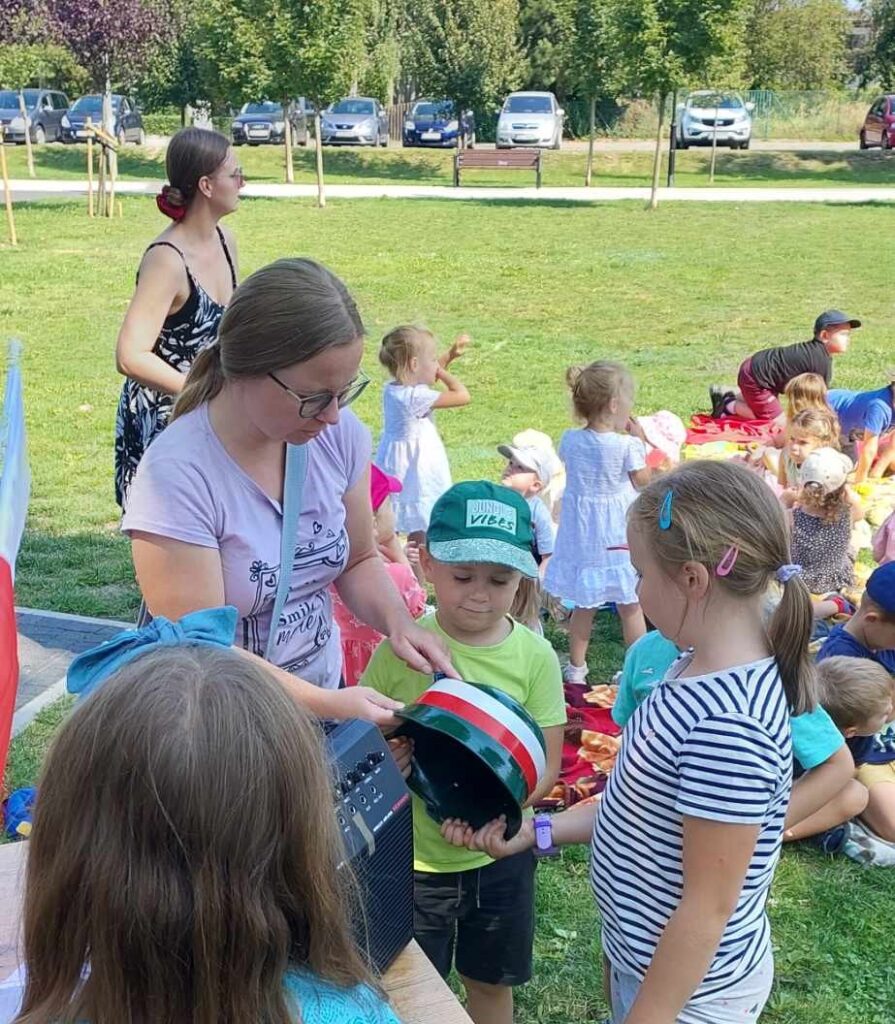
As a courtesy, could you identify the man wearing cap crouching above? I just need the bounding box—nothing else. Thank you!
[361,481,566,1024]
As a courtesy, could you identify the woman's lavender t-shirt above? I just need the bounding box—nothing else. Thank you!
[122,404,370,688]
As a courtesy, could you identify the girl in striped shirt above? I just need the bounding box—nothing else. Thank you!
[442,459,817,1023]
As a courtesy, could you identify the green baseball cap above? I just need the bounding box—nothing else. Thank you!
[427,481,538,578]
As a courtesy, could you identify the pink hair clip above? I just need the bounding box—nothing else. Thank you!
[715,545,739,577]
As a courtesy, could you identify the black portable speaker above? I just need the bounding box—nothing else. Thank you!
[324,719,414,973]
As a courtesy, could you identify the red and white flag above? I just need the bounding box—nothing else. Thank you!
[0,341,29,774]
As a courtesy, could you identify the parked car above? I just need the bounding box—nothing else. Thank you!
[320,98,389,147]
[231,99,311,146]
[402,100,475,148]
[0,88,69,144]
[61,94,145,145]
[859,95,895,150]
[495,91,563,150]
[676,91,753,150]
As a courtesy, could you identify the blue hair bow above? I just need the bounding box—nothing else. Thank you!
[66,606,238,700]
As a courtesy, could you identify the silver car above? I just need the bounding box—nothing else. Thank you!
[320,97,389,147]
[676,91,754,150]
[496,91,564,150]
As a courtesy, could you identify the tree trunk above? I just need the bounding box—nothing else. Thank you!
[709,100,719,184]
[18,91,35,179]
[585,95,596,187]
[104,79,117,198]
[648,93,666,211]
[284,100,294,184]
[313,111,326,208]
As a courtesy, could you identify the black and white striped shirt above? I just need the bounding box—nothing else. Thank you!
[592,654,792,1001]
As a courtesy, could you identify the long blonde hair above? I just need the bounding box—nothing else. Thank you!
[784,372,829,420]
[629,460,816,715]
[173,258,364,420]
[17,647,372,1024]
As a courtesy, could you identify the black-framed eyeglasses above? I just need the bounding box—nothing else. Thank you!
[268,370,370,419]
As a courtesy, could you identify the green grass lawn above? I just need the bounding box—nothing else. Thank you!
[2,195,894,1023]
[6,140,895,189]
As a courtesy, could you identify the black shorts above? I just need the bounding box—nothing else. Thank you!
[412,850,536,986]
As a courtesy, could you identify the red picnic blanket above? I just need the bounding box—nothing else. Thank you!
[686,413,778,446]
[535,683,622,810]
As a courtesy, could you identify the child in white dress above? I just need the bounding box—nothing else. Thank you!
[375,326,471,551]
[544,361,649,682]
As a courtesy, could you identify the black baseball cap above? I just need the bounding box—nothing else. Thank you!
[814,309,861,334]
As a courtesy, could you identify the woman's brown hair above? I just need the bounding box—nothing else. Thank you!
[162,127,231,212]
[378,325,433,384]
[629,459,817,715]
[173,257,365,419]
[566,361,633,423]
[16,647,372,1024]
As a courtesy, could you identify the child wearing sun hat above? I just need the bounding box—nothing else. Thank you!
[362,481,565,1024]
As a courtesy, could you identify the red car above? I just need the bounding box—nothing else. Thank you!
[860,95,895,150]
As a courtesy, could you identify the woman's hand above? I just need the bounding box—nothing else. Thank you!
[387,617,458,678]
[329,686,404,727]
[388,736,414,779]
[440,816,535,859]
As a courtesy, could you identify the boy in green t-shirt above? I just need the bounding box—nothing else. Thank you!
[362,481,566,1024]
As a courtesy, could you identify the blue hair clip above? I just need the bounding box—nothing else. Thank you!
[659,490,673,530]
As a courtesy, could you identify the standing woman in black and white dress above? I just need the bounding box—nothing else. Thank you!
[114,127,243,508]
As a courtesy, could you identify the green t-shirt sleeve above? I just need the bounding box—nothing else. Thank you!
[792,704,845,771]
[358,638,400,698]
[523,638,567,728]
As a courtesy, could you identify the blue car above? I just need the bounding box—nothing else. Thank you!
[402,100,475,148]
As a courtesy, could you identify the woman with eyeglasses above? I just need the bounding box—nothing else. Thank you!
[121,258,455,725]
[114,127,245,509]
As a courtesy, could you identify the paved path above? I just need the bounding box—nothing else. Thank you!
[14,608,131,735]
[7,178,895,204]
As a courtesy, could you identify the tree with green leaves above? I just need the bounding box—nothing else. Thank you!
[135,0,205,125]
[568,0,614,185]
[603,0,749,208]
[744,0,851,90]
[405,0,523,142]
[518,0,576,97]
[198,0,369,199]
[870,0,895,87]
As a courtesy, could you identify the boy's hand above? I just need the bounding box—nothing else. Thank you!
[387,736,414,779]
[440,815,536,859]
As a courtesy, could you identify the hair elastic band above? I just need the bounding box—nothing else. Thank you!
[776,563,803,584]
[659,490,673,530]
[715,545,739,577]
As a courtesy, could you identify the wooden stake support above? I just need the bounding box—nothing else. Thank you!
[0,126,17,246]
[80,124,119,219]
[86,117,94,217]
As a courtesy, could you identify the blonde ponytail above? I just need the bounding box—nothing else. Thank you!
[767,570,816,715]
[172,344,226,421]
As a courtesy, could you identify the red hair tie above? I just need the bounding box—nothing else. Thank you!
[156,187,187,221]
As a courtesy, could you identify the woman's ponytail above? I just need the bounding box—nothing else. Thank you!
[172,344,225,421]
[767,570,817,715]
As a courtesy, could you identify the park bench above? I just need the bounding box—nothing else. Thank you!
[453,147,543,188]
